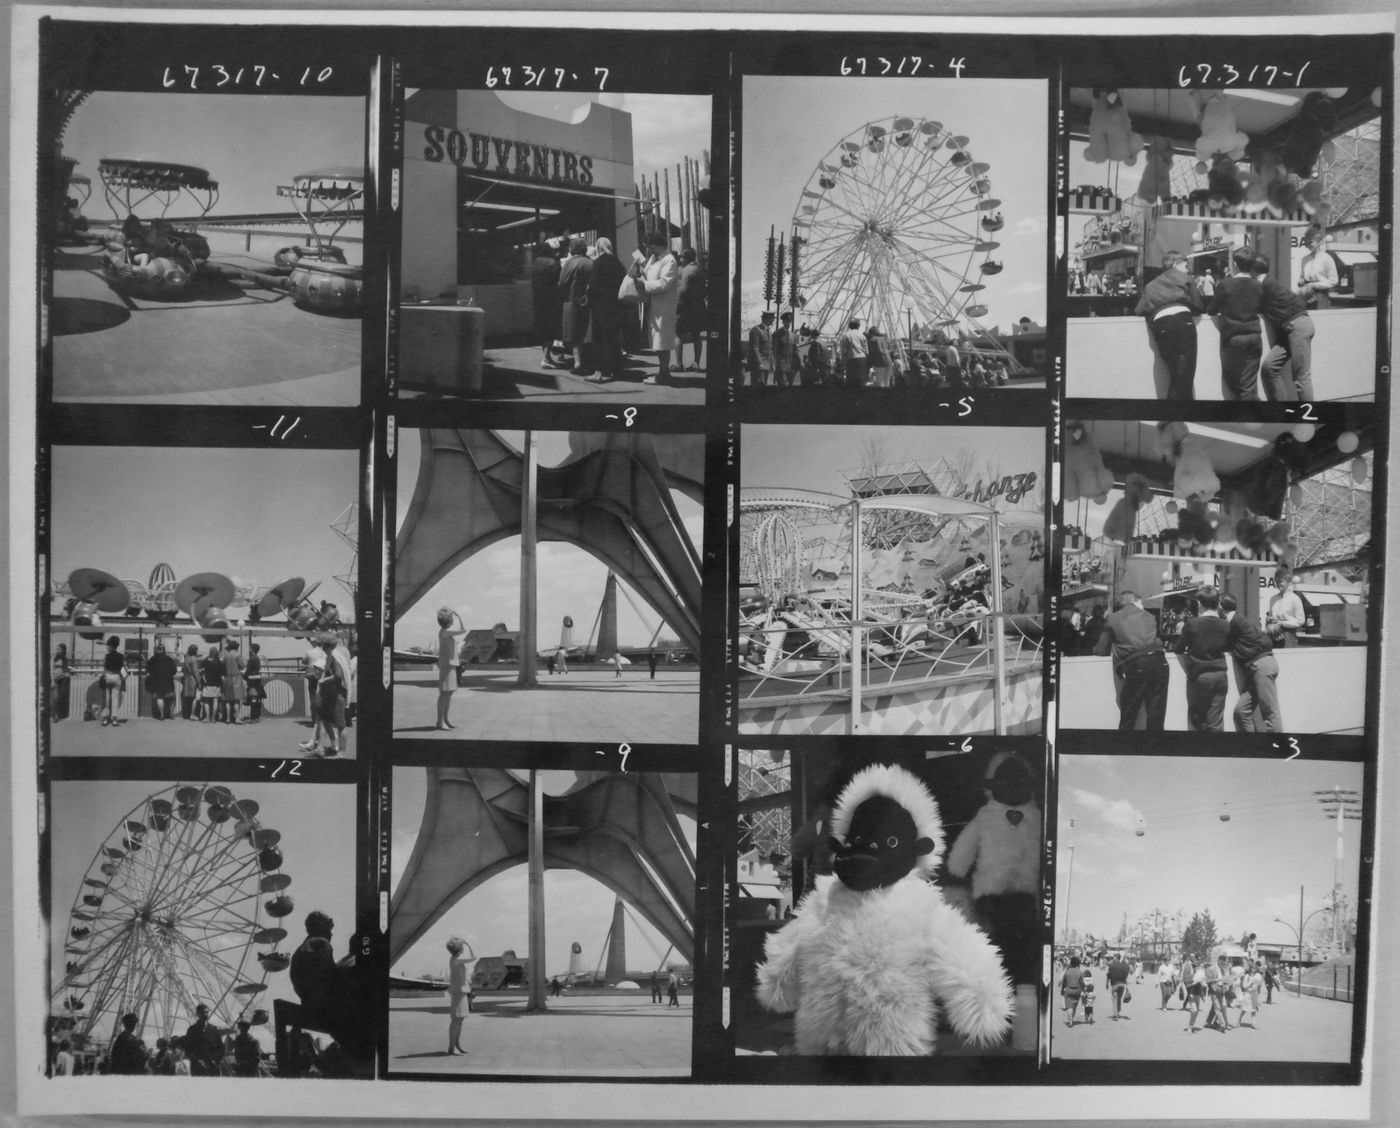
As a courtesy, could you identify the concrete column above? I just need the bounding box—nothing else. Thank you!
[526,769,547,1011]
[518,431,539,687]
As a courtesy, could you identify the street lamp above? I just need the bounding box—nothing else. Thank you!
[1274,909,1332,996]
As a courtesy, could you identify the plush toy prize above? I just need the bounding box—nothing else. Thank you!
[1064,422,1114,505]
[1084,88,1143,165]
[756,764,1013,1055]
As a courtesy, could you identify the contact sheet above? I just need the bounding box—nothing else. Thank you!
[8,7,1396,1124]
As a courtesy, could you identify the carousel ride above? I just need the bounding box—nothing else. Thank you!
[788,115,1022,372]
[736,489,1045,735]
[51,783,293,1054]
[83,157,364,314]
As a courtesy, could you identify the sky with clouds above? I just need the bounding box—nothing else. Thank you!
[739,76,1047,335]
[1056,756,1363,951]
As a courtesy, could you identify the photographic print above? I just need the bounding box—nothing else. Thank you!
[47,446,362,758]
[49,93,367,406]
[729,747,1041,1060]
[736,76,1049,392]
[736,425,1047,737]
[1064,86,1384,401]
[1053,754,1363,1064]
[387,765,696,1077]
[391,429,703,745]
[1059,417,1373,735]
[399,89,714,402]
[46,779,364,1078]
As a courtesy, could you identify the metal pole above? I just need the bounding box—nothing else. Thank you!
[849,499,863,733]
[1297,884,1304,996]
[1062,843,1075,944]
[989,510,1007,734]
[518,431,539,688]
[526,769,547,1011]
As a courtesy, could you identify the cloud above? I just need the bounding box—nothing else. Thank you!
[1007,281,1046,296]
[1008,217,1042,238]
[1070,786,1143,832]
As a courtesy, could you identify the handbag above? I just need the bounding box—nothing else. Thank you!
[1123,987,1132,1004]
[618,275,643,306]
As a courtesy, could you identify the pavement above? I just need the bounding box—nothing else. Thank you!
[51,244,360,406]
[1051,983,1354,1062]
[387,991,692,1077]
[50,714,357,760]
[401,345,708,404]
[392,666,699,744]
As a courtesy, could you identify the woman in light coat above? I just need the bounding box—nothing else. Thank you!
[640,232,678,385]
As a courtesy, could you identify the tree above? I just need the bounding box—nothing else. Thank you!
[1181,910,1219,966]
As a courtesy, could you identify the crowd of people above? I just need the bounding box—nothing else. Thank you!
[51,1005,265,1078]
[1090,579,1300,732]
[531,233,706,387]
[298,633,355,756]
[1133,232,1334,401]
[744,311,1013,389]
[1058,952,1282,1034]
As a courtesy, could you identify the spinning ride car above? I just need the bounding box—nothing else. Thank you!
[97,158,218,299]
[274,167,366,315]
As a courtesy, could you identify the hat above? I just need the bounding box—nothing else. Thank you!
[760,310,775,321]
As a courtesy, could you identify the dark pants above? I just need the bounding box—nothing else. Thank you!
[1220,332,1262,400]
[1149,312,1197,401]
[592,324,622,379]
[1185,667,1228,732]
[1117,651,1170,731]
[844,358,869,388]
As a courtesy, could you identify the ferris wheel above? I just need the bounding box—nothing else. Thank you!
[52,784,295,1052]
[791,116,1005,359]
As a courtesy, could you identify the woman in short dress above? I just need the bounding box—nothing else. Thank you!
[52,644,71,720]
[181,644,201,721]
[446,937,474,1055]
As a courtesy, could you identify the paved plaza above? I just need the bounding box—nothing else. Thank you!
[388,991,692,1077]
[393,666,700,744]
[52,245,360,406]
[1051,985,1353,1062]
[405,345,708,404]
[51,714,357,760]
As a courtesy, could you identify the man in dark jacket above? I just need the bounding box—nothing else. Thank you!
[1094,591,1169,731]
[110,1013,149,1074]
[1135,250,1205,400]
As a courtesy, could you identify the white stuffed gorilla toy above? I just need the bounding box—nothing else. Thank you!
[756,763,1013,1055]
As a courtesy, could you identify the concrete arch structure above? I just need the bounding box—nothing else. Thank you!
[389,768,695,966]
[394,430,702,653]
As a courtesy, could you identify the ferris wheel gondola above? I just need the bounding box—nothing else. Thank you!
[788,115,1008,365]
[51,784,293,1055]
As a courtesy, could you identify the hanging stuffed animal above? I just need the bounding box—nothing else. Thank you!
[1281,92,1338,178]
[1158,421,1220,501]
[944,753,1041,986]
[1063,421,1114,504]
[1177,497,1216,551]
[1206,155,1246,208]
[1193,90,1250,161]
[1085,88,1143,165]
[1103,472,1152,543]
[756,763,1013,1055]
[1135,136,1174,204]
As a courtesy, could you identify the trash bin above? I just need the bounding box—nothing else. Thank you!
[399,301,485,394]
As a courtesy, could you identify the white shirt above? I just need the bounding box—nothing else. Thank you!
[1268,589,1306,630]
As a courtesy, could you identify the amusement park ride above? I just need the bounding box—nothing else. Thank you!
[56,564,345,644]
[62,156,365,314]
[51,783,297,1055]
[737,488,1045,736]
[780,114,1024,373]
